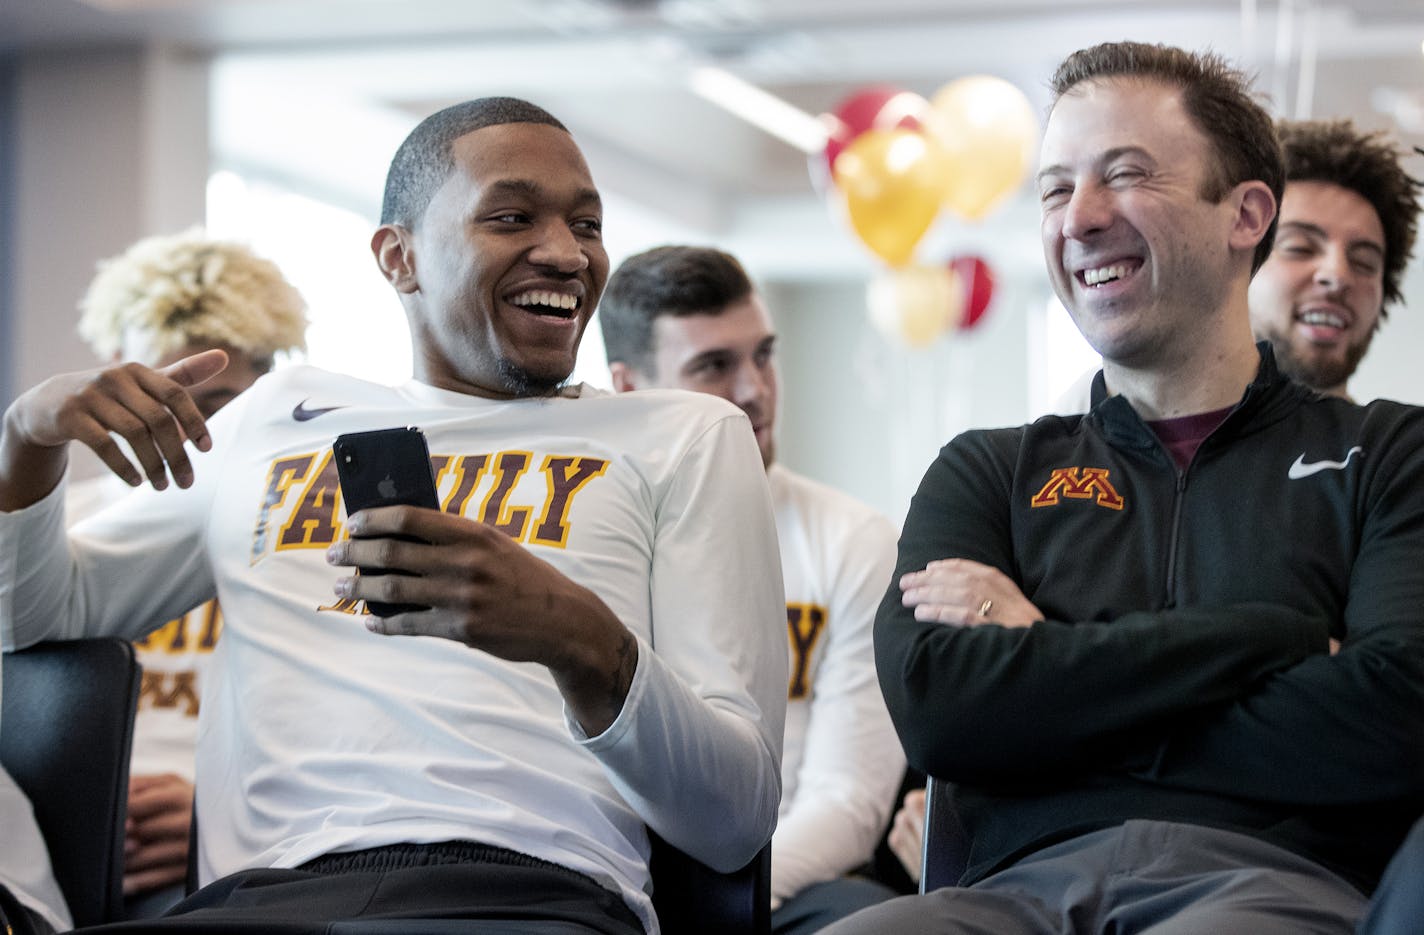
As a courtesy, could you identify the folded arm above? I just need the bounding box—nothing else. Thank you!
[876,434,1326,785]
[1132,428,1424,805]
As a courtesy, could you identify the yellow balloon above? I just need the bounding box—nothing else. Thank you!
[928,75,1039,221]
[866,263,965,347]
[833,128,952,267]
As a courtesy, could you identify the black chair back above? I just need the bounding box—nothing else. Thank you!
[650,830,771,934]
[919,775,970,893]
[1,638,140,927]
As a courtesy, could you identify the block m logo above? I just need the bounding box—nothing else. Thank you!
[1030,467,1125,511]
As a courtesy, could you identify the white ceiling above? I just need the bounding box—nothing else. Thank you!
[5,0,1424,279]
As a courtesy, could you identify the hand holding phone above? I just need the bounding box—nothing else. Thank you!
[333,427,440,616]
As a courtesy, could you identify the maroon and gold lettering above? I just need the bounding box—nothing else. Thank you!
[786,603,827,700]
[318,594,366,615]
[1029,467,1125,511]
[430,454,453,501]
[441,454,490,518]
[138,671,200,717]
[279,452,343,548]
[530,456,610,548]
[296,447,614,615]
[478,451,534,539]
[133,601,222,655]
[250,454,318,563]
[135,617,186,653]
[196,601,223,650]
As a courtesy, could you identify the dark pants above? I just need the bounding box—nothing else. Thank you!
[121,882,186,921]
[1358,815,1424,935]
[771,876,899,935]
[0,885,57,935]
[822,820,1366,935]
[79,841,645,935]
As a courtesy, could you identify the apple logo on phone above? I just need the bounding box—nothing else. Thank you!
[378,475,398,500]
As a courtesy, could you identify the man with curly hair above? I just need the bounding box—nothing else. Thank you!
[1249,119,1421,399]
[68,229,309,918]
[75,228,309,422]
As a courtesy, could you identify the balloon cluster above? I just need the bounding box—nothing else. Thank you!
[817,77,1036,346]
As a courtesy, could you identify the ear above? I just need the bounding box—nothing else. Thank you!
[1227,180,1277,257]
[609,361,641,393]
[371,224,419,294]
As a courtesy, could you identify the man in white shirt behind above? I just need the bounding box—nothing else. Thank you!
[600,245,905,934]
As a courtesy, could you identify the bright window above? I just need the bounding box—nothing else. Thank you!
[206,170,411,385]
[1029,294,1101,415]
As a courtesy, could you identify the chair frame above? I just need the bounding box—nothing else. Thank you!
[1,638,140,927]
[649,830,771,933]
[919,775,970,894]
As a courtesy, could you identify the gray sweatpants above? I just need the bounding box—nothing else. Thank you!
[821,820,1366,935]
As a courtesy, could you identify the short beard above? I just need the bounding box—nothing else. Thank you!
[497,358,569,399]
[1267,331,1373,395]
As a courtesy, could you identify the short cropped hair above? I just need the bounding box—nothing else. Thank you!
[1050,41,1285,273]
[1277,119,1421,311]
[598,245,754,376]
[380,97,567,227]
[77,227,307,368]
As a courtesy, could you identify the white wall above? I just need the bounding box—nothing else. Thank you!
[5,45,210,482]
[7,45,209,408]
[1351,258,1424,405]
[767,266,1043,526]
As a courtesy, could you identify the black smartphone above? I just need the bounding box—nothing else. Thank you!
[333,427,440,616]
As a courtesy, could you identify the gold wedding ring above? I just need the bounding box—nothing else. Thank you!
[978,599,994,618]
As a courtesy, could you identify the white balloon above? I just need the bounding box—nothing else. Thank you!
[866,264,964,347]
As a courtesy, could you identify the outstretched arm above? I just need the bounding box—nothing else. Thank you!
[1130,418,1424,806]
[877,433,1326,785]
[1,352,231,652]
[0,351,226,512]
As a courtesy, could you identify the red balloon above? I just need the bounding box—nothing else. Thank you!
[821,85,929,182]
[949,255,996,330]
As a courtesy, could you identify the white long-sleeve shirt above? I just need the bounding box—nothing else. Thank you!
[1,367,787,934]
[769,464,904,906]
[68,472,217,783]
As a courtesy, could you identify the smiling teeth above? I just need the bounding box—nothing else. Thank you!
[511,291,579,311]
[1300,310,1346,328]
[1084,264,1132,286]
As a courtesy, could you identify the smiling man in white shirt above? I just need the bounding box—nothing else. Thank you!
[599,245,905,935]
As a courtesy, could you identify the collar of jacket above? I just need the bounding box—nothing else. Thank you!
[1084,342,1317,457]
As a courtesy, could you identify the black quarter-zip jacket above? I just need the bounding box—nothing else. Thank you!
[877,345,1424,894]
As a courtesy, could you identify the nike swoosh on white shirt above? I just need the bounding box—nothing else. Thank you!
[1287,446,1363,480]
[292,399,347,422]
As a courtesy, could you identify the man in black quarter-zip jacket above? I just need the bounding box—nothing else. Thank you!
[826,40,1424,935]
